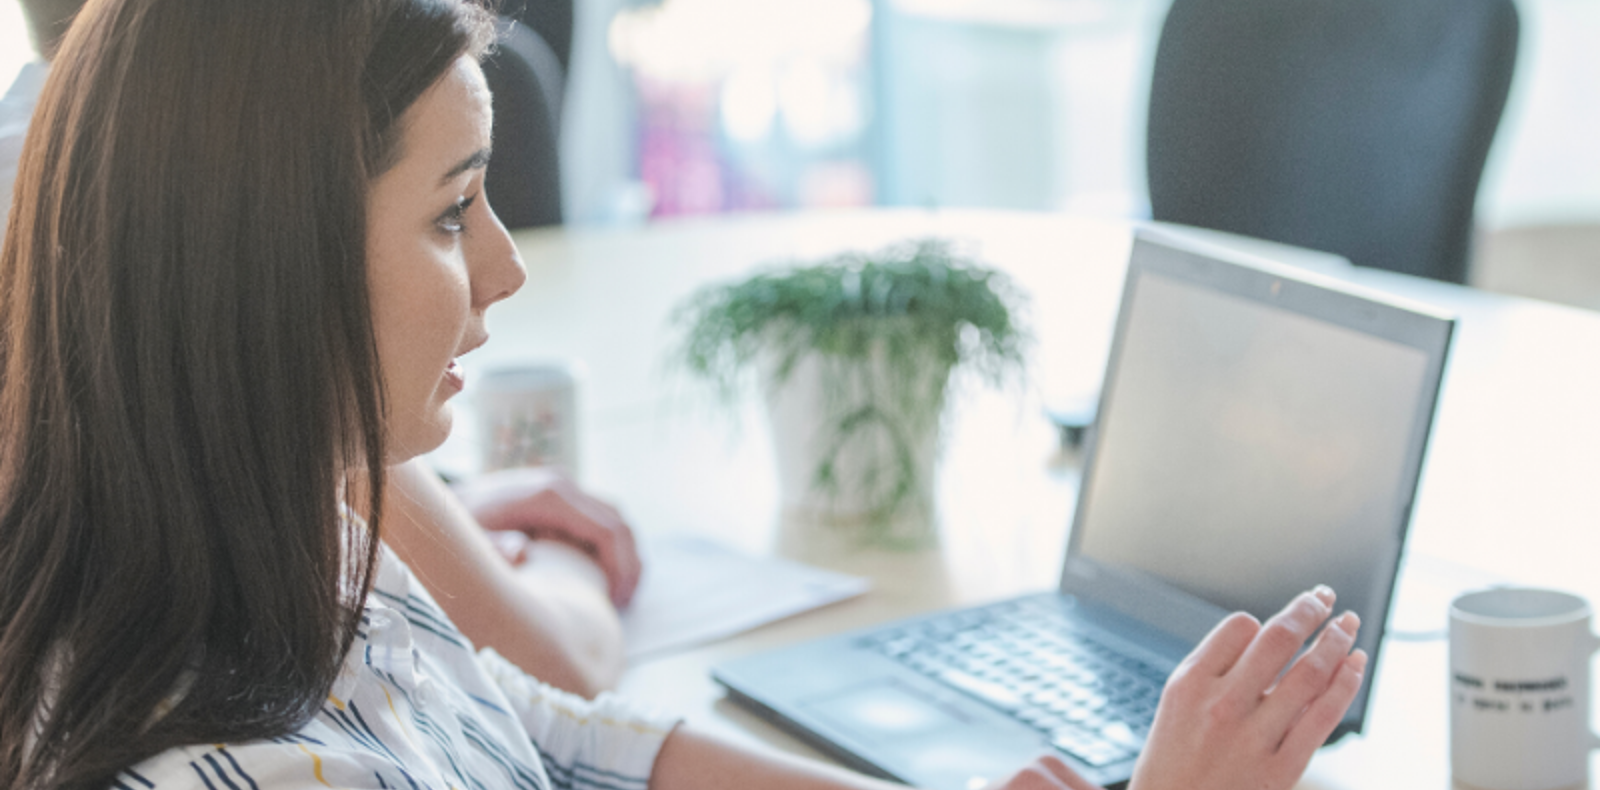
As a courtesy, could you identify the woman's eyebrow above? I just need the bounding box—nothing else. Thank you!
[439,148,492,185]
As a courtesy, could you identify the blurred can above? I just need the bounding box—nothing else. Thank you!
[473,363,580,476]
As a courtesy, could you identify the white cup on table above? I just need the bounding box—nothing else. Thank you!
[1450,587,1600,790]
[472,363,580,476]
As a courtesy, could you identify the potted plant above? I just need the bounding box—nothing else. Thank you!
[672,239,1027,548]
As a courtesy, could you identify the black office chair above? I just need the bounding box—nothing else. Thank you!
[499,0,573,76]
[481,16,566,229]
[1146,0,1519,284]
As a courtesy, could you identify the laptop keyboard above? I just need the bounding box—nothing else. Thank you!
[857,598,1168,769]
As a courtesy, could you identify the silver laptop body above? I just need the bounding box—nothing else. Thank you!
[714,230,1455,789]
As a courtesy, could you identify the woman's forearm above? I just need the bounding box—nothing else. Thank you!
[649,726,904,790]
[382,458,625,696]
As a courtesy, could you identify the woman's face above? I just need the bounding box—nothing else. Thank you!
[366,56,526,462]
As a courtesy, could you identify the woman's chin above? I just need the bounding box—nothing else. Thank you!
[384,408,453,465]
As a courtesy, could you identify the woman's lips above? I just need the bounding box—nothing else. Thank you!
[445,334,485,393]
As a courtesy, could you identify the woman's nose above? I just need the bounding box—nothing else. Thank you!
[471,203,527,308]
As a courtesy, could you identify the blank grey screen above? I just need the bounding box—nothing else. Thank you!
[1077,272,1428,629]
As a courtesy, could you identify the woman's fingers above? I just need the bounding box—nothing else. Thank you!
[1128,587,1364,790]
[1033,755,1105,790]
[1273,649,1368,760]
[574,494,640,605]
[1225,587,1336,700]
[992,756,1106,790]
[1257,610,1360,733]
[456,467,645,607]
[616,527,642,604]
[487,529,532,565]
[1179,611,1261,680]
[536,490,640,606]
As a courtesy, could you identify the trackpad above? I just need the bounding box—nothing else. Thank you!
[799,680,1040,787]
[801,681,970,744]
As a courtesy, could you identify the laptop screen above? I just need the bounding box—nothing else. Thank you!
[1078,268,1429,626]
[1067,232,1453,728]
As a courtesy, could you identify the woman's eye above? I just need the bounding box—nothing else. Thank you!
[437,195,476,235]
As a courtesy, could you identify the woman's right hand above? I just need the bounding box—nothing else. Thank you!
[1127,585,1366,790]
[651,590,1364,790]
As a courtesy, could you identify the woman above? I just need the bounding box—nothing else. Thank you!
[0,0,1367,787]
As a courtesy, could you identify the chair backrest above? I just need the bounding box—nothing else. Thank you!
[1146,0,1519,283]
[499,0,573,76]
[481,17,566,229]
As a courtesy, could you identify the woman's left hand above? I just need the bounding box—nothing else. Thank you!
[452,467,642,607]
[1127,586,1366,790]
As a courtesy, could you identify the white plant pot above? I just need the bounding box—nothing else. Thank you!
[762,350,949,548]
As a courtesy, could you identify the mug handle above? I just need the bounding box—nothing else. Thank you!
[1591,633,1600,750]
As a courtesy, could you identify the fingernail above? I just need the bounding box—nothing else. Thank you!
[1312,585,1335,606]
[1337,611,1360,634]
[1349,649,1369,674]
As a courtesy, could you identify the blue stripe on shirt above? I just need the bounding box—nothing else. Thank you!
[371,590,467,647]
[409,707,492,790]
[458,716,545,790]
[218,748,261,790]
[535,747,650,790]
[189,762,218,790]
[199,754,242,790]
[468,693,510,717]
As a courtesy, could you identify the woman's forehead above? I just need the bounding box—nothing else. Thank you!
[390,57,493,185]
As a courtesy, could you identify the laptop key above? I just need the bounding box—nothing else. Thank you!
[937,668,1025,711]
[863,600,1166,772]
[1100,721,1144,750]
[1049,727,1131,767]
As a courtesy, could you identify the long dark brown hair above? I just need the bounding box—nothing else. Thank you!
[0,0,493,785]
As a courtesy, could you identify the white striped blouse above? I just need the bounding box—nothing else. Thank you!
[114,544,679,790]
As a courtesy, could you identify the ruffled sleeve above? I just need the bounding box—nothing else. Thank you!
[476,647,680,790]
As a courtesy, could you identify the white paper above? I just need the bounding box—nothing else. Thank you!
[620,534,870,662]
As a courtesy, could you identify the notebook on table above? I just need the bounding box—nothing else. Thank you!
[712,230,1455,790]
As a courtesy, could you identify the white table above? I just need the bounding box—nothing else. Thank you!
[463,209,1600,788]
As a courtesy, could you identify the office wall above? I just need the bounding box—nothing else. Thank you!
[2,0,1593,231]
[564,0,1600,231]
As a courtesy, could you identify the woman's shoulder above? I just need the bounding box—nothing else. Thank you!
[114,546,521,790]
[115,547,517,790]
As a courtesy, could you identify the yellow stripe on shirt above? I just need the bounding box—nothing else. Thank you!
[296,743,333,787]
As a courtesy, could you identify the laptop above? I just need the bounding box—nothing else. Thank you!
[712,229,1455,789]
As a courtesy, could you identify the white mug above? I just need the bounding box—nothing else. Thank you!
[473,363,580,476]
[1450,587,1600,790]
